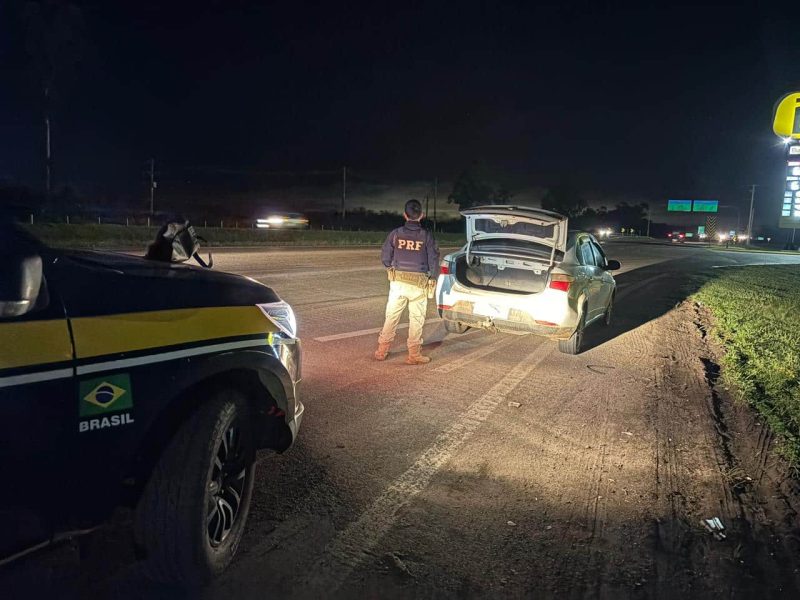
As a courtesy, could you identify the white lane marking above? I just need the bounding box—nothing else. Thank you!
[304,342,553,594]
[313,318,442,343]
[433,335,517,374]
[75,338,267,375]
[246,265,385,280]
[0,368,74,389]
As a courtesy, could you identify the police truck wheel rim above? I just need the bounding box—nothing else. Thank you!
[207,424,247,547]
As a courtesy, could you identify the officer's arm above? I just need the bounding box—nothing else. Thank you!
[427,231,440,275]
[381,231,395,267]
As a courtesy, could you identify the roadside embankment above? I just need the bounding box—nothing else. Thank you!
[695,265,800,463]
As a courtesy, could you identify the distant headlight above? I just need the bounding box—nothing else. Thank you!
[258,301,298,338]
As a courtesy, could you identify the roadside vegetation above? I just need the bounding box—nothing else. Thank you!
[695,265,800,463]
[25,223,465,249]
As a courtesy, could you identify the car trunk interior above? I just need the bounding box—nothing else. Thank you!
[454,253,553,294]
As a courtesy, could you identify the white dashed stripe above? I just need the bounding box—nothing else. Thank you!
[303,341,553,593]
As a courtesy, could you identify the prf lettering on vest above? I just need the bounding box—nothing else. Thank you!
[397,239,423,251]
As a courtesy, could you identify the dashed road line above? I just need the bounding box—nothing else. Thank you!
[301,341,553,594]
[313,318,442,342]
[433,335,517,374]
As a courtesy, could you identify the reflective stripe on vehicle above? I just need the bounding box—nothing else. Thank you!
[0,320,73,370]
[76,338,269,375]
[71,306,278,359]
[0,368,74,389]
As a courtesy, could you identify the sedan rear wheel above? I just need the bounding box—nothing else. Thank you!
[558,305,586,355]
[603,295,613,326]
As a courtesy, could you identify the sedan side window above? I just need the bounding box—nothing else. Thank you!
[578,240,595,266]
[590,242,607,268]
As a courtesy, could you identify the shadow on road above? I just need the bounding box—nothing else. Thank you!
[582,258,709,353]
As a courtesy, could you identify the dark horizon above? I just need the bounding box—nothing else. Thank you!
[1,1,798,225]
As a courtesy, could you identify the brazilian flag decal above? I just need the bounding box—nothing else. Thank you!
[79,374,133,417]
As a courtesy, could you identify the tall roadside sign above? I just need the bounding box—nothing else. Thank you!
[773,93,800,232]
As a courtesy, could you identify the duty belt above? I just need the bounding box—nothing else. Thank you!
[388,269,429,288]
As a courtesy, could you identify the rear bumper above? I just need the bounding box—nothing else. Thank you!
[441,309,574,339]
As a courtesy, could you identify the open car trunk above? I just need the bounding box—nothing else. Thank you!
[454,206,568,294]
[455,252,553,294]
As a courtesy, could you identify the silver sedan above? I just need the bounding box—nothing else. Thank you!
[436,206,620,354]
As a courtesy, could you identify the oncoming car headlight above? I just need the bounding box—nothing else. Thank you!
[258,301,298,338]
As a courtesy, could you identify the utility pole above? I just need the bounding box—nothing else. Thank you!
[341,166,347,220]
[44,87,52,197]
[45,117,51,197]
[746,184,757,243]
[646,204,651,238]
[149,158,156,216]
[433,177,438,232]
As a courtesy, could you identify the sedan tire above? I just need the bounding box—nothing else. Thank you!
[603,295,613,326]
[558,306,586,355]
[133,388,256,584]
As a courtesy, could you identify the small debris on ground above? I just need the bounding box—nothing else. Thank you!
[508,401,522,408]
[622,431,634,436]
[507,520,516,526]
[386,552,414,578]
[702,517,726,540]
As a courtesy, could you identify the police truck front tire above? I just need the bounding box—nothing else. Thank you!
[444,320,469,334]
[133,388,256,584]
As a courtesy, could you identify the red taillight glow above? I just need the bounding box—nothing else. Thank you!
[535,320,558,327]
[438,304,453,311]
[440,264,450,275]
[549,274,573,292]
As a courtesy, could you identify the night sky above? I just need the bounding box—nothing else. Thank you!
[1,1,798,221]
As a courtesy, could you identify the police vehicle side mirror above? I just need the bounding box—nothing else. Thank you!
[605,259,621,271]
[0,254,44,318]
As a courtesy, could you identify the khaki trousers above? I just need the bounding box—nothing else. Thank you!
[378,281,427,348]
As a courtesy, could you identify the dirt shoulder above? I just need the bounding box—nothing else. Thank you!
[337,299,800,599]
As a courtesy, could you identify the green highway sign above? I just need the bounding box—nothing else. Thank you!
[668,199,692,212]
[692,200,718,213]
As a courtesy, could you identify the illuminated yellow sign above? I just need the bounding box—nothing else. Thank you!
[773,92,800,139]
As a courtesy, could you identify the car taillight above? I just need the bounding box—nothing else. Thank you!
[549,274,573,292]
[535,320,558,327]
[440,264,450,275]
[438,304,453,311]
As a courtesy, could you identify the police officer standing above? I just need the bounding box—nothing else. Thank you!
[374,199,440,364]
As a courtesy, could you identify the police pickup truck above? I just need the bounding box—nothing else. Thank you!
[0,222,303,583]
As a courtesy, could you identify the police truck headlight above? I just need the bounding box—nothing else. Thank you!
[259,301,298,338]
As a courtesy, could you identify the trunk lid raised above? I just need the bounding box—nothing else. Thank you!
[461,205,568,266]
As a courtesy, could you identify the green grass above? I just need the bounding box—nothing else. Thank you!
[694,265,800,464]
[25,223,465,249]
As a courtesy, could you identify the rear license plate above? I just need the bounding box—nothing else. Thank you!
[473,302,509,320]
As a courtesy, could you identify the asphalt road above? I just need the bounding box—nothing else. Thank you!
[5,241,800,599]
